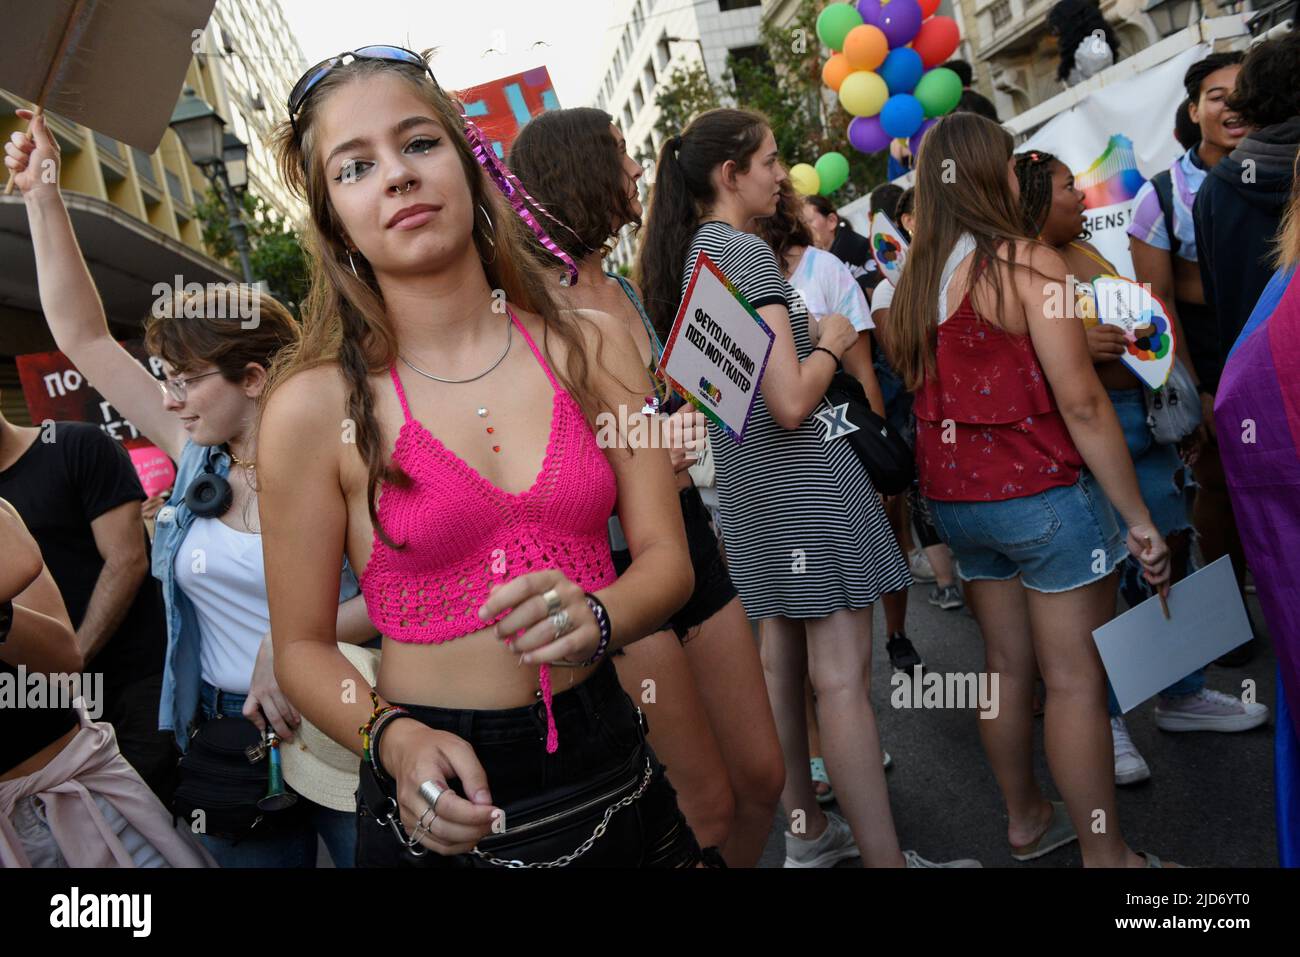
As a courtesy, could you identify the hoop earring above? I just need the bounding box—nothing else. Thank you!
[347,248,360,279]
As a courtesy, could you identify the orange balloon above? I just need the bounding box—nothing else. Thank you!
[843,24,888,72]
[822,52,853,92]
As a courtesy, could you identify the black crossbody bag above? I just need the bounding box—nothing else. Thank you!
[820,370,915,496]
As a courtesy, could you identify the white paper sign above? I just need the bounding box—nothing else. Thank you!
[659,251,776,443]
[1092,556,1253,713]
[869,211,909,286]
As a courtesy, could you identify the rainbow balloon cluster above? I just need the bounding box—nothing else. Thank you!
[790,0,962,194]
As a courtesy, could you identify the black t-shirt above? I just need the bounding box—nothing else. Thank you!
[829,222,885,299]
[0,422,166,699]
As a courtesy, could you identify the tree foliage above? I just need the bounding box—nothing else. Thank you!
[649,0,886,201]
[194,188,310,315]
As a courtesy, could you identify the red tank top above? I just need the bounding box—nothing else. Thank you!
[914,292,1083,501]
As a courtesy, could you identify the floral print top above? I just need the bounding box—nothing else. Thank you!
[915,291,1083,501]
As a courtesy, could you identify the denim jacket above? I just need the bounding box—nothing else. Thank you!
[154,440,360,751]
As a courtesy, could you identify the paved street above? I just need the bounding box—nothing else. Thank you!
[756,579,1278,868]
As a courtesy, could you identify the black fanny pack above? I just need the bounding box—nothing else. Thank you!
[173,714,297,841]
[360,712,654,868]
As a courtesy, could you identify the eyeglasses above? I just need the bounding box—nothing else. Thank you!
[287,45,441,136]
[160,370,223,403]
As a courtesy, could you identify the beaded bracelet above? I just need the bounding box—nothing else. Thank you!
[581,593,613,666]
[359,691,409,781]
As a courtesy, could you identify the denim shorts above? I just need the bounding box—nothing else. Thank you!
[1107,387,1191,537]
[927,470,1127,593]
[9,791,170,868]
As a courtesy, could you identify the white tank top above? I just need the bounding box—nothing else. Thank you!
[174,517,270,694]
[938,233,978,325]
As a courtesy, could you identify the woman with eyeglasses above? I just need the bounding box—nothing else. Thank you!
[6,109,377,867]
[255,47,702,867]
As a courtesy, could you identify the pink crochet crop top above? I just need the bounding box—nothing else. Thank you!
[359,308,619,751]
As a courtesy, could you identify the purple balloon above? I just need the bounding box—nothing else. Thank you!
[848,115,892,154]
[878,0,923,48]
[856,0,882,26]
[908,117,939,157]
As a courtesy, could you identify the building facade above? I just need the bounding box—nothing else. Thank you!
[594,0,767,272]
[0,0,307,426]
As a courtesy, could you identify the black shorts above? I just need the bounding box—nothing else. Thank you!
[355,659,701,868]
[611,485,738,643]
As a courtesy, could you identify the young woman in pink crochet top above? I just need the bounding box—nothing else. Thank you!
[257,48,703,866]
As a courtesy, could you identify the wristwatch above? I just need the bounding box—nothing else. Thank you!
[0,599,13,645]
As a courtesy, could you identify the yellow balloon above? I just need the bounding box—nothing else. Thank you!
[838,70,888,118]
[790,163,821,196]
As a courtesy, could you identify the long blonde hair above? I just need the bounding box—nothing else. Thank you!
[267,53,600,547]
[888,113,1043,391]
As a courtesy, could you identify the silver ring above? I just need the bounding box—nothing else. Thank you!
[541,588,563,616]
[550,609,572,639]
[418,780,446,813]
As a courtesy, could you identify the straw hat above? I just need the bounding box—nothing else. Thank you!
[280,643,381,812]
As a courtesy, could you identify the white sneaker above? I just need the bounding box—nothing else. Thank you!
[1154,688,1269,732]
[908,549,937,583]
[903,849,982,868]
[1111,716,1151,785]
[784,810,861,868]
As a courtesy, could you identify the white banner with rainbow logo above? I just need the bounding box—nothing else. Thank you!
[1021,44,1210,280]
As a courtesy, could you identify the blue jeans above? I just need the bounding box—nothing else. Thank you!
[196,683,356,867]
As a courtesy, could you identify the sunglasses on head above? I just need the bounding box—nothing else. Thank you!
[287,45,442,136]
[285,44,582,286]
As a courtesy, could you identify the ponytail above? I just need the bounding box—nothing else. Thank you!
[636,108,770,340]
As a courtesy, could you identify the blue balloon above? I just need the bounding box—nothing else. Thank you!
[880,93,925,139]
[878,47,924,95]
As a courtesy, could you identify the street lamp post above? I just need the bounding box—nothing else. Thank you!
[1143,0,1202,39]
[169,87,254,285]
[666,36,709,84]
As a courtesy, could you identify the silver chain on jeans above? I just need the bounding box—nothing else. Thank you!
[468,756,654,869]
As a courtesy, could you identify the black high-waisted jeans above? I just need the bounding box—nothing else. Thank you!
[355,659,702,867]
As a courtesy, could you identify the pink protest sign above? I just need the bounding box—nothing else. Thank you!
[129,445,177,498]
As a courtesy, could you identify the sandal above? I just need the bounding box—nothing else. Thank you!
[810,757,835,805]
[1010,801,1078,861]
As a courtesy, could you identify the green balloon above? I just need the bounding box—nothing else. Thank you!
[814,152,850,195]
[914,67,963,118]
[816,3,864,52]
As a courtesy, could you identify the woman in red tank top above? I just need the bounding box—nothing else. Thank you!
[254,48,705,867]
[887,114,1179,867]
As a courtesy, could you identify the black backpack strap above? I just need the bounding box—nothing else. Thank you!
[1150,169,1179,258]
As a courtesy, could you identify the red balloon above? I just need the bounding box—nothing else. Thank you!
[910,16,960,69]
[918,0,941,16]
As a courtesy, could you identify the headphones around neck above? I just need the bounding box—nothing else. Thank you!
[184,445,233,519]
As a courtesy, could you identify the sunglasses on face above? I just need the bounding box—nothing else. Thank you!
[287,45,443,136]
